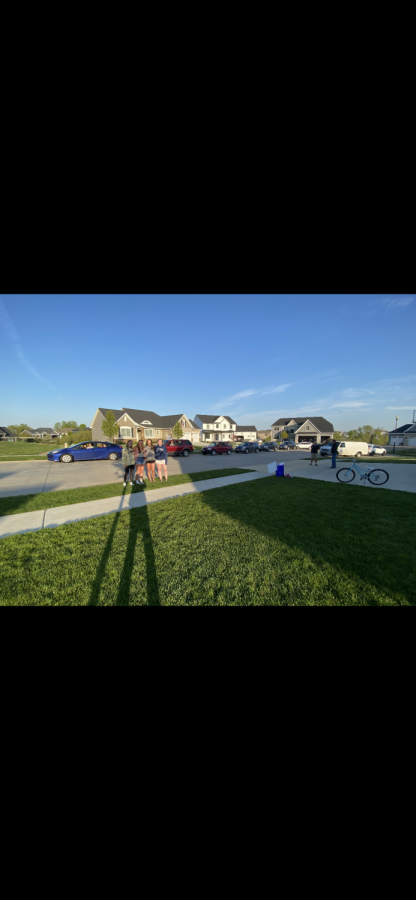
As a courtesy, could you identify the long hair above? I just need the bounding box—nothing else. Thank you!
[136,439,144,451]
[146,439,154,449]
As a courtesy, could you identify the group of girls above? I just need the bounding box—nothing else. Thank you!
[122,438,168,486]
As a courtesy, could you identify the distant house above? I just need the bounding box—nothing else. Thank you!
[194,415,257,443]
[271,417,334,444]
[20,427,59,439]
[0,427,17,442]
[387,423,416,447]
[90,408,200,443]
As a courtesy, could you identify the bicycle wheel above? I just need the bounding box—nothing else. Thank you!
[368,469,389,485]
[337,468,356,483]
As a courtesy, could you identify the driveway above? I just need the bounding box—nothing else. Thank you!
[250,457,416,494]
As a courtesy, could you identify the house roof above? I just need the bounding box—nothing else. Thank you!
[34,427,57,434]
[0,426,17,436]
[223,415,237,426]
[119,409,186,430]
[195,415,222,424]
[98,408,123,420]
[188,419,199,430]
[271,416,334,432]
[20,429,37,435]
[387,423,415,434]
[236,425,257,432]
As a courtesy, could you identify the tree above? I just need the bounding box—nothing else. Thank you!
[101,411,117,443]
[280,430,288,440]
[79,423,86,430]
[62,420,78,429]
[8,424,30,435]
[54,422,62,431]
[172,420,184,439]
[333,431,344,441]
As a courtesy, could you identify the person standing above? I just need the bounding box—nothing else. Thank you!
[155,439,168,482]
[135,439,146,485]
[310,440,320,466]
[143,439,156,482]
[122,439,135,486]
[331,439,339,469]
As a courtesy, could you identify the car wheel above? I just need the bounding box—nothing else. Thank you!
[60,453,74,463]
[212,450,216,456]
[108,452,118,460]
[245,449,249,454]
[356,452,362,458]
[255,449,259,453]
[182,450,189,457]
[227,450,231,455]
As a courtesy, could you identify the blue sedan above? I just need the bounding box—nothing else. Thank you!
[47,441,122,463]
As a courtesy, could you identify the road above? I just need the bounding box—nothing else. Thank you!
[0,449,308,497]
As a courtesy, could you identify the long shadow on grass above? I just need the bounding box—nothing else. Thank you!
[115,504,160,606]
[88,488,129,606]
[199,478,416,605]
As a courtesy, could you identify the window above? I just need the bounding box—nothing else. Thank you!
[156,430,160,436]
[145,429,153,438]
[181,419,186,428]
[306,426,310,430]
[120,427,132,438]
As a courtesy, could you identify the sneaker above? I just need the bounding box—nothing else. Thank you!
[123,482,126,486]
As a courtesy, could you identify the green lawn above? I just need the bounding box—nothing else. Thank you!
[0,469,252,517]
[0,478,415,606]
[0,442,49,460]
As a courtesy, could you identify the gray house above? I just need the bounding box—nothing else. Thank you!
[271,417,334,444]
[387,422,416,447]
[0,427,17,442]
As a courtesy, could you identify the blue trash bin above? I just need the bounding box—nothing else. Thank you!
[276,463,284,477]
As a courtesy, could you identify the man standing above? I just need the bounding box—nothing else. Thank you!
[310,440,320,466]
[331,439,339,469]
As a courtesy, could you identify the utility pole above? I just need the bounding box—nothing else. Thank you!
[393,416,398,454]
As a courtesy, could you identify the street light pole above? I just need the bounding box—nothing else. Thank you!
[393,416,398,454]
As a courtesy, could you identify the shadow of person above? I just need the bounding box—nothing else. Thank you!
[88,487,129,606]
[114,503,160,606]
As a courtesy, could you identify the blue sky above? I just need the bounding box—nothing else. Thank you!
[1,294,415,432]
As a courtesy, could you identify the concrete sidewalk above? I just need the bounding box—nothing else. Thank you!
[249,459,416,492]
[0,470,267,540]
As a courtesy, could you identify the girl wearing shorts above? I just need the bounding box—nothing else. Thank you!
[122,440,135,486]
[155,438,168,482]
[143,439,156,482]
[135,440,146,485]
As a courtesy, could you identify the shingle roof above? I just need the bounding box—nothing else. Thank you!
[195,415,223,424]
[236,425,257,432]
[34,427,56,434]
[0,426,17,436]
[188,419,199,430]
[387,423,415,434]
[223,415,237,426]
[271,416,334,431]
[98,408,123,420]
[120,409,186,430]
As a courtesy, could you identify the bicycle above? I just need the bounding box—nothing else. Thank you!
[336,458,389,486]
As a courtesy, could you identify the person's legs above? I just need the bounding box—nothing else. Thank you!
[150,463,156,482]
[163,462,168,481]
[123,466,129,485]
[332,454,337,469]
[156,462,163,481]
[129,465,135,484]
[138,464,145,483]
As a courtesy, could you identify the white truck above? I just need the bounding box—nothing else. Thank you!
[336,441,369,458]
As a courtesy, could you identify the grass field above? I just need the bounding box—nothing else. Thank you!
[0,442,49,460]
[0,469,252,517]
[0,478,414,607]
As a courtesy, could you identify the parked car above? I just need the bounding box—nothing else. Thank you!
[235,441,260,454]
[47,441,122,463]
[279,441,297,450]
[165,439,194,457]
[297,441,313,451]
[261,442,278,451]
[202,441,233,456]
[319,444,333,456]
[368,444,387,456]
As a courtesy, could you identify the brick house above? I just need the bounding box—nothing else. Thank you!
[91,408,200,443]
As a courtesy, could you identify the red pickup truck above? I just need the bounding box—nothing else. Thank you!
[165,439,194,457]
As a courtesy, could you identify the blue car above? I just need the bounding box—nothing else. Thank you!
[47,441,122,463]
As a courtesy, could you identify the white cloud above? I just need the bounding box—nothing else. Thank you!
[385,406,415,410]
[382,297,414,309]
[0,300,62,396]
[214,383,292,409]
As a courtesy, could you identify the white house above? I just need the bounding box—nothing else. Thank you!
[194,415,258,443]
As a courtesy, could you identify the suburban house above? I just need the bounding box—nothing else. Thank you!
[271,417,334,444]
[20,427,60,439]
[0,427,17,442]
[194,415,258,443]
[91,408,200,443]
[387,422,416,447]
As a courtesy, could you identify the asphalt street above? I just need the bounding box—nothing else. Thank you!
[0,450,306,497]
[1,450,414,496]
